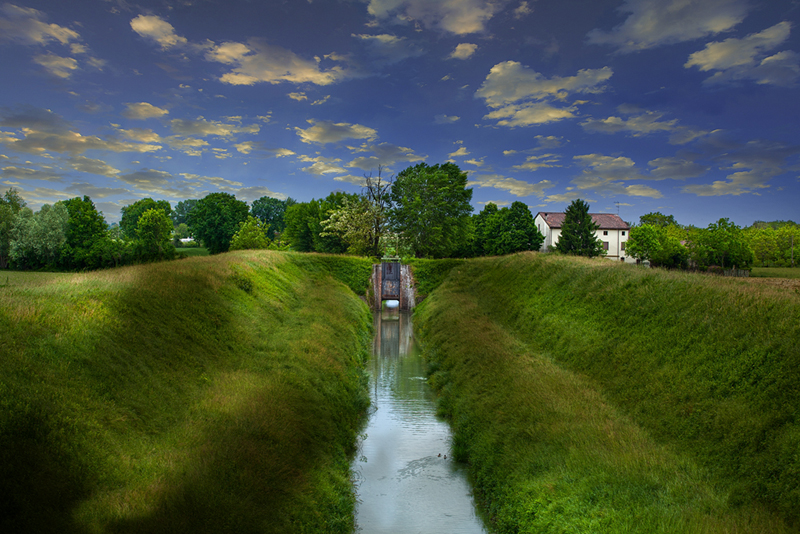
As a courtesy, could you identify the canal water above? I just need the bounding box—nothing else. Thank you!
[353,307,487,534]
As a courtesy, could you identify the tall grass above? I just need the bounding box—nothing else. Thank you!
[0,251,372,534]
[415,253,798,532]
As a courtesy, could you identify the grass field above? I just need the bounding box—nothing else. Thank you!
[177,246,209,257]
[415,253,799,532]
[0,251,374,534]
[750,266,800,278]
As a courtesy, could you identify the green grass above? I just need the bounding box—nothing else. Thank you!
[0,250,372,534]
[177,246,209,257]
[415,253,798,532]
[751,266,800,278]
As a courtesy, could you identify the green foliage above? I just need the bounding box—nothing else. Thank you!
[188,192,250,254]
[61,196,108,269]
[688,218,755,269]
[283,193,354,254]
[9,203,69,269]
[1,188,27,269]
[0,252,372,533]
[171,199,198,227]
[120,198,171,239]
[321,196,381,257]
[627,224,688,268]
[416,253,799,529]
[554,199,605,257]
[251,196,296,241]
[389,162,473,258]
[482,201,543,256]
[470,202,499,257]
[405,257,464,297]
[744,224,799,267]
[135,208,176,261]
[639,211,678,227]
[229,215,271,250]
[287,252,374,295]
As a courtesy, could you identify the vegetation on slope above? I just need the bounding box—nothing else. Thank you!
[0,251,373,534]
[415,253,798,532]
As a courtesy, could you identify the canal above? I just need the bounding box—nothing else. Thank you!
[353,307,487,533]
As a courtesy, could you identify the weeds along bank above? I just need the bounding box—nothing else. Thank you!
[0,251,374,534]
[415,253,799,533]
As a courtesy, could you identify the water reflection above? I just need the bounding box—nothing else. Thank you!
[353,308,487,534]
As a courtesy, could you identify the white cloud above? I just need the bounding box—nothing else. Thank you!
[169,117,260,137]
[587,0,748,53]
[233,142,295,158]
[448,146,470,158]
[468,173,554,197]
[476,61,612,127]
[513,2,532,19]
[296,120,378,145]
[130,15,188,49]
[434,114,460,124]
[685,22,799,86]
[33,53,78,78]
[1,165,62,181]
[449,43,477,59]
[65,182,130,198]
[366,0,501,35]
[0,4,80,46]
[647,157,708,180]
[346,142,426,170]
[477,61,613,106]
[298,155,347,175]
[66,156,121,177]
[207,39,351,86]
[580,108,708,144]
[288,92,308,101]
[512,153,561,171]
[122,102,169,120]
[570,153,665,199]
[2,128,162,155]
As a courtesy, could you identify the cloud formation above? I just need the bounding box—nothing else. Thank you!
[476,61,612,126]
[468,173,554,197]
[685,22,799,86]
[0,4,80,46]
[122,102,169,120]
[366,0,501,35]
[587,0,748,53]
[449,43,477,59]
[296,120,378,145]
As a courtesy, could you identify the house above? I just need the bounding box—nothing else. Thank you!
[534,212,633,262]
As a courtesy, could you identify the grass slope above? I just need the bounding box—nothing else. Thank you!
[415,253,798,533]
[0,251,374,534]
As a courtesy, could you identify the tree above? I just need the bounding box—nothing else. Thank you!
[1,188,27,269]
[470,203,499,257]
[9,203,69,269]
[230,216,271,250]
[172,199,198,227]
[321,196,380,256]
[283,193,354,253]
[250,196,296,241]
[688,218,754,269]
[61,196,108,269]
[120,198,172,239]
[639,211,678,228]
[361,166,393,257]
[555,199,604,257]
[136,208,175,261]
[627,224,688,268]
[188,192,250,254]
[482,201,544,256]
[389,162,473,258]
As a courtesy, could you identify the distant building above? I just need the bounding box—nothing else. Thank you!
[534,212,633,262]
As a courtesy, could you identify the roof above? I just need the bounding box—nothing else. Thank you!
[536,212,630,230]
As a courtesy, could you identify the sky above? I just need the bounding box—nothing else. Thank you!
[0,0,798,228]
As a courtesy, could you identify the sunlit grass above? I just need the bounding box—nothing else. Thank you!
[751,266,800,278]
[415,252,798,532]
[0,250,373,534]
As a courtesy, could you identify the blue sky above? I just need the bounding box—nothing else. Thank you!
[1,0,798,227]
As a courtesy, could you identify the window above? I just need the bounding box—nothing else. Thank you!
[621,242,626,250]
[622,231,626,236]
[603,230,608,235]
[603,241,609,251]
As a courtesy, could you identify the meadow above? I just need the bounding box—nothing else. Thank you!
[414,253,799,533]
[0,251,374,534]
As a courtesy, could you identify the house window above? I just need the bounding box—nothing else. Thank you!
[621,242,626,250]
[622,231,626,236]
[603,241,609,251]
[603,230,608,235]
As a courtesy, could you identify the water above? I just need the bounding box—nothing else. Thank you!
[353,309,487,534]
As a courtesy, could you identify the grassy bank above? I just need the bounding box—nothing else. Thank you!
[415,253,798,532]
[0,251,373,534]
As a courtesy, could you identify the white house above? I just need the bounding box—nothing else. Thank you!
[534,212,633,262]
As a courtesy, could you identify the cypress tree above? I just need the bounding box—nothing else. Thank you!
[555,199,605,257]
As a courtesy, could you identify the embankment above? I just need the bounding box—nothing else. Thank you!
[0,251,374,534]
[415,252,799,533]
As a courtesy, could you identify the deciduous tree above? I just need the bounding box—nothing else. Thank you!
[61,196,108,269]
[230,216,271,250]
[389,162,473,258]
[120,198,171,239]
[136,208,175,260]
[251,196,296,241]
[188,192,250,254]
[0,188,27,269]
[482,201,544,256]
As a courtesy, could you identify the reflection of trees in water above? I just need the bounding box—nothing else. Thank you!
[371,310,428,403]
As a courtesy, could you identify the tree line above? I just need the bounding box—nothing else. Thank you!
[626,212,798,270]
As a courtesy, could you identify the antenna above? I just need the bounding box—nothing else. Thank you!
[614,201,620,216]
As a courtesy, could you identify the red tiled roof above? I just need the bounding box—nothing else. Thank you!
[537,212,630,230]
